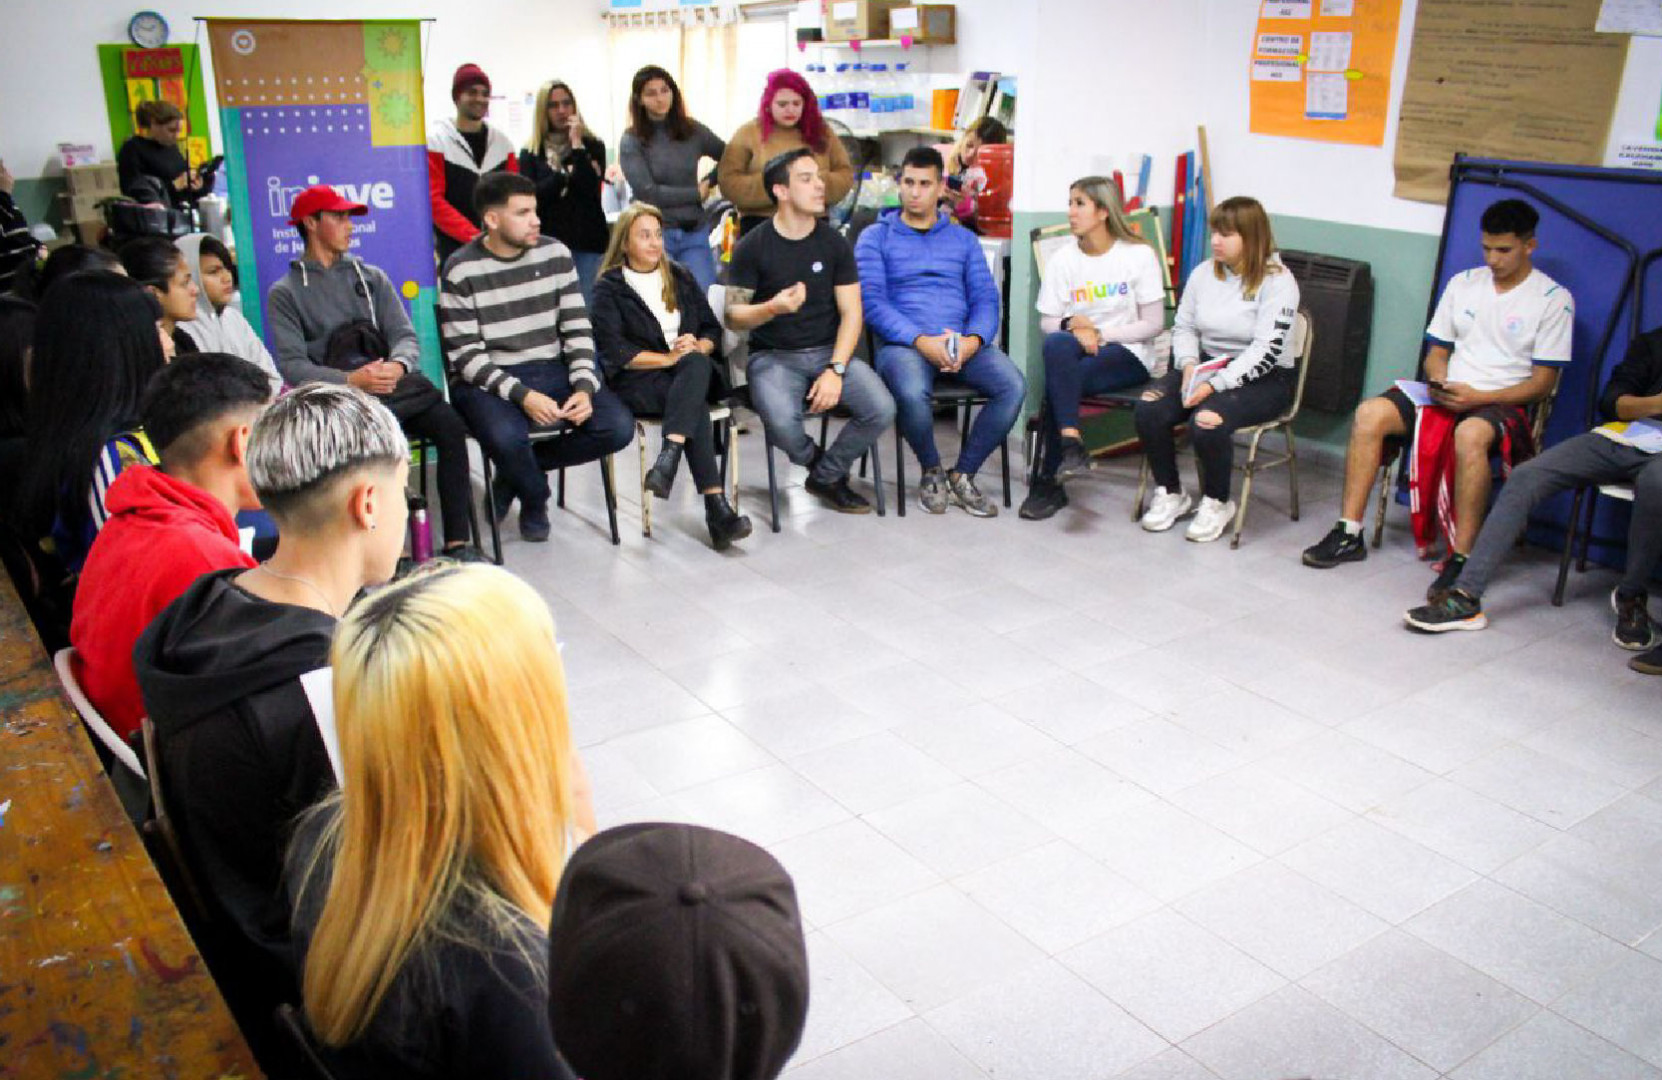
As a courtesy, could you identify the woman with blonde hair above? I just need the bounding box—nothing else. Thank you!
[519,79,610,303]
[1134,195,1301,542]
[590,203,750,549]
[1020,175,1166,521]
[285,563,596,1079]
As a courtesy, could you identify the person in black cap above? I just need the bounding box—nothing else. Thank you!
[547,822,810,1080]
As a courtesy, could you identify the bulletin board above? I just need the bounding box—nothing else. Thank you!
[1392,0,1628,204]
[1248,0,1403,146]
[97,44,215,169]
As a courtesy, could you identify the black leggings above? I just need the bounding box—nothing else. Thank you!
[1133,367,1294,501]
[611,352,722,491]
[396,398,475,545]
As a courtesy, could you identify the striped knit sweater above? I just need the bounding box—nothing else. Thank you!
[439,236,598,404]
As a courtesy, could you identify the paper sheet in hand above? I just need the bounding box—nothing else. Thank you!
[1394,379,1435,407]
[1594,418,1662,453]
[299,667,343,784]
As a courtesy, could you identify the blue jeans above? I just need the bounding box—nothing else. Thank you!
[572,250,603,309]
[449,363,634,510]
[748,347,895,483]
[1037,332,1149,480]
[874,342,1025,476]
[664,226,718,296]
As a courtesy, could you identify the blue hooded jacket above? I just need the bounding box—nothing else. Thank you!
[855,208,1001,349]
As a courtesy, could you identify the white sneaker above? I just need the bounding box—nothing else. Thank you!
[1185,497,1237,543]
[1140,489,1193,532]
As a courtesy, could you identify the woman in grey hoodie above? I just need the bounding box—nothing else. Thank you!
[174,233,283,393]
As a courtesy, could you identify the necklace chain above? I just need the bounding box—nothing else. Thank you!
[253,565,339,618]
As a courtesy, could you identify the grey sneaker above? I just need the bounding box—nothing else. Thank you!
[918,466,949,514]
[947,471,997,517]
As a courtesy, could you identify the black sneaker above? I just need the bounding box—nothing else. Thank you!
[1630,641,1662,676]
[1612,589,1659,651]
[804,474,872,514]
[1404,588,1488,633]
[1053,438,1092,482]
[520,503,552,542]
[1302,524,1366,569]
[1427,554,1467,602]
[440,545,493,564]
[1018,479,1068,521]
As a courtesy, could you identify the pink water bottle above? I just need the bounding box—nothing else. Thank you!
[408,495,433,563]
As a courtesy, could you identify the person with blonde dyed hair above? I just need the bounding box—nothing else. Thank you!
[591,203,750,548]
[1020,175,1165,521]
[285,563,596,1079]
[1133,195,1301,542]
[132,383,411,1069]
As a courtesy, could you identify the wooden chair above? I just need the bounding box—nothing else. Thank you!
[1132,309,1315,549]
[136,716,215,931]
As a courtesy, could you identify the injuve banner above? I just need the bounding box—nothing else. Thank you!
[205,19,443,380]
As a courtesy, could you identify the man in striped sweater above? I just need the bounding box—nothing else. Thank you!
[441,172,632,542]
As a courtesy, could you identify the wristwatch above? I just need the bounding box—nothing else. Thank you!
[829,360,847,376]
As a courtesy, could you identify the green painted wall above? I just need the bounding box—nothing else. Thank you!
[12,177,65,230]
[1007,208,1443,461]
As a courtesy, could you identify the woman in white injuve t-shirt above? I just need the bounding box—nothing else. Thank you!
[1134,195,1301,543]
[1020,176,1165,521]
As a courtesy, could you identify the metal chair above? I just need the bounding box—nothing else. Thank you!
[1552,481,1637,606]
[475,432,621,561]
[1371,378,1561,549]
[1132,309,1315,549]
[631,402,738,538]
[709,284,884,532]
[893,381,1013,515]
[409,436,490,561]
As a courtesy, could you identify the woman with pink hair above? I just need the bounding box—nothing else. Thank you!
[717,68,853,236]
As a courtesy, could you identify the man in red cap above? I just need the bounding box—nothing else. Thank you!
[266,184,483,559]
[428,62,519,264]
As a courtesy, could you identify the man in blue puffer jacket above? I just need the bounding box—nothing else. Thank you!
[857,146,1025,517]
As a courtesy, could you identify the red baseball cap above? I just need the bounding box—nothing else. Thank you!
[287,184,369,226]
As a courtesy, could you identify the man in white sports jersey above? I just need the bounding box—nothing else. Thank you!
[1302,199,1572,599]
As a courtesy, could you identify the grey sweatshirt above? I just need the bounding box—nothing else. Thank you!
[265,255,420,386]
[618,120,726,229]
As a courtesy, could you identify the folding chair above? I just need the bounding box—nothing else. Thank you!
[1132,309,1314,549]
[709,284,883,532]
[631,402,739,539]
[1553,481,1637,606]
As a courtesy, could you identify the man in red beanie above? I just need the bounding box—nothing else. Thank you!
[428,62,519,264]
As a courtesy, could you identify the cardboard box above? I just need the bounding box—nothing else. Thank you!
[888,5,955,44]
[61,191,110,222]
[65,162,119,197]
[72,217,108,247]
[825,0,900,42]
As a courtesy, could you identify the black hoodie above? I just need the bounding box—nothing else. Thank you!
[133,568,338,1050]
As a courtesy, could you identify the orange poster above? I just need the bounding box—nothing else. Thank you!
[1248,0,1402,146]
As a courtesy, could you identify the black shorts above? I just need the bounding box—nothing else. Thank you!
[1380,386,1523,442]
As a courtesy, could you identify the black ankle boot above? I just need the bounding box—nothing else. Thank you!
[704,494,752,550]
[645,441,684,498]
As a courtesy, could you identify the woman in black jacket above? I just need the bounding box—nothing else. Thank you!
[518,80,610,306]
[591,203,750,550]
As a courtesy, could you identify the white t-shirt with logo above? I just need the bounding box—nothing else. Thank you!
[1425,266,1574,392]
[1036,240,1165,365]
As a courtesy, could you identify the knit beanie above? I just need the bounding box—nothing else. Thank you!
[452,63,491,101]
[547,823,810,1080]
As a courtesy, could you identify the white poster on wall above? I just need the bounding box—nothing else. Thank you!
[1596,0,1662,35]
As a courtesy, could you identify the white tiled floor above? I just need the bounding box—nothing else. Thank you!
[494,419,1662,1080]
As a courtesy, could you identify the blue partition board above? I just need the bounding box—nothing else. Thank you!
[1432,157,1662,572]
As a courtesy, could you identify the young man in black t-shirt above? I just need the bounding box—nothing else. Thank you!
[725,149,894,513]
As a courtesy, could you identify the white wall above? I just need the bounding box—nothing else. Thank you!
[3,0,613,179]
[1009,0,1662,234]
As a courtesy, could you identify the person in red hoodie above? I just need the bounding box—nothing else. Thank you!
[428,63,519,264]
[70,353,272,741]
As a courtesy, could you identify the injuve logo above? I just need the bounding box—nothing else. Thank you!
[267,175,396,218]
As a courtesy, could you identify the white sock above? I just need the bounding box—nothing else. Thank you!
[1339,518,1362,536]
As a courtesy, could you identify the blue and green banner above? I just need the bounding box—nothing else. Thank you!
[206,18,443,381]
